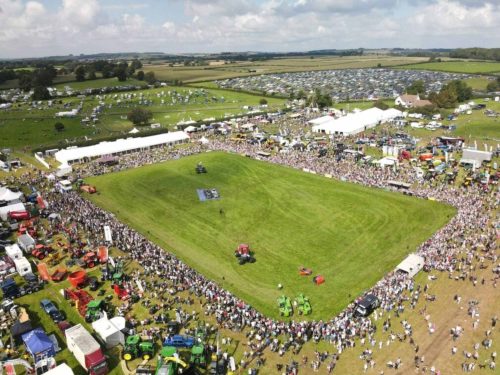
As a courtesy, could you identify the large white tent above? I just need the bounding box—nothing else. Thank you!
[396,254,425,278]
[311,108,403,136]
[0,187,23,203]
[92,314,124,349]
[54,131,190,164]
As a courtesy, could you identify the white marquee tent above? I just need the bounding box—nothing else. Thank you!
[311,108,403,136]
[54,131,190,164]
[396,254,425,278]
[0,187,23,203]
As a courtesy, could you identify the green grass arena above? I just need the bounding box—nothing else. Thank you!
[87,152,455,319]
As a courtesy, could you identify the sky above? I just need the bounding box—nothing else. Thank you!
[0,0,499,58]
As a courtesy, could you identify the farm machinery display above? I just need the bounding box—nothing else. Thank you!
[122,335,154,361]
[234,244,255,265]
[277,295,293,317]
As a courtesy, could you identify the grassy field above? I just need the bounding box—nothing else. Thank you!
[87,152,455,319]
[403,100,500,146]
[0,86,286,150]
[53,77,147,91]
[145,56,428,83]
[399,60,500,74]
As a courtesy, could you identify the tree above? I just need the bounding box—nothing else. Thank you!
[486,77,500,92]
[373,100,389,110]
[32,66,56,86]
[87,69,96,80]
[18,74,33,92]
[32,86,50,100]
[130,59,142,70]
[406,80,425,95]
[75,66,86,82]
[115,67,127,82]
[259,98,268,105]
[136,71,145,81]
[127,108,152,126]
[144,71,156,85]
[54,122,65,132]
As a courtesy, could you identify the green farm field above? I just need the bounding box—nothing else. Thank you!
[0,86,285,150]
[145,55,428,83]
[399,60,500,74]
[87,152,455,320]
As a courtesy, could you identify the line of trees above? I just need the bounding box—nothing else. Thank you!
[449,48,500,61]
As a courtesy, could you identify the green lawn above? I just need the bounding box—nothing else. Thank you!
[53,77,147,91]
[0,86,285,150]
[399,60,500,74]
[87,152,455,319]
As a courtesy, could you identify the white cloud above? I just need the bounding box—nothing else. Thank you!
[0,0,499,58]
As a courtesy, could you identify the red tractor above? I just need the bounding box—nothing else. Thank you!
[234,244,256,265]
[31,244,54,260]
[83,252,98,268]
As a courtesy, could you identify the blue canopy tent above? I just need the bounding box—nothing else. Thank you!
[22,328,56,362]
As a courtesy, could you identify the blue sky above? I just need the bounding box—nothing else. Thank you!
[0,0,499,58]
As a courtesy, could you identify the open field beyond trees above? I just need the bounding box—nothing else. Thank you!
[144,56,429,83]
[86,152,455,320]
[399,60,500,74]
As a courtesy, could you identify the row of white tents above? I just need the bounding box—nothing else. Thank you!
[310,108,403,136]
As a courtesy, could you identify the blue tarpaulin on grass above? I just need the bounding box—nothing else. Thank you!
[22,328,56,361]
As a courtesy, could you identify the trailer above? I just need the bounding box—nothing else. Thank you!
[65,324,108,375]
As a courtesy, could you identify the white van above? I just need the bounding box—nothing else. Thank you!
[57,180,72,193]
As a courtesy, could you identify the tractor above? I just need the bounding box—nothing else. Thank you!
[112,260,124,285]
[122,335,154,361]
[31,244,54,260]
[190,343,207,367]
[156,347,188,375]
[195,162,207,174]
[83,252,98,268]
[84,300,106,322]
[295,293,312,315]
[234,244,255,265]
[277,295,293,317]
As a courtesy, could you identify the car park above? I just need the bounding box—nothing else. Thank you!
[40,299,64,322]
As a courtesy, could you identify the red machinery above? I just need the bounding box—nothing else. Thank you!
[65,288,93,317]
[31,244,54,260]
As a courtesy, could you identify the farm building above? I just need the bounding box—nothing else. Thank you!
[394,94,432,108]
[311,108,403,136]
[54,131,190,164]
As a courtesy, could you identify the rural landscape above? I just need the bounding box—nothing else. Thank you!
[0,1,499,375]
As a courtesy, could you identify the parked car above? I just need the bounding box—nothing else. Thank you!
[162,335,195,348]
[40,299,64,322]
[355,294,379,317]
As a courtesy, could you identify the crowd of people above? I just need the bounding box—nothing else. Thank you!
[9,129,499,373]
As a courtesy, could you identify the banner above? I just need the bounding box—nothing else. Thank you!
[104,225,112,243]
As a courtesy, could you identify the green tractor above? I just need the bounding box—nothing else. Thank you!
[155,347,188,375]
[112,260,124,285]
[84,300,106,323]
[123,335,154,361]
[190,343,207,368]
[277,295,293,317]
[295,293,312,315]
